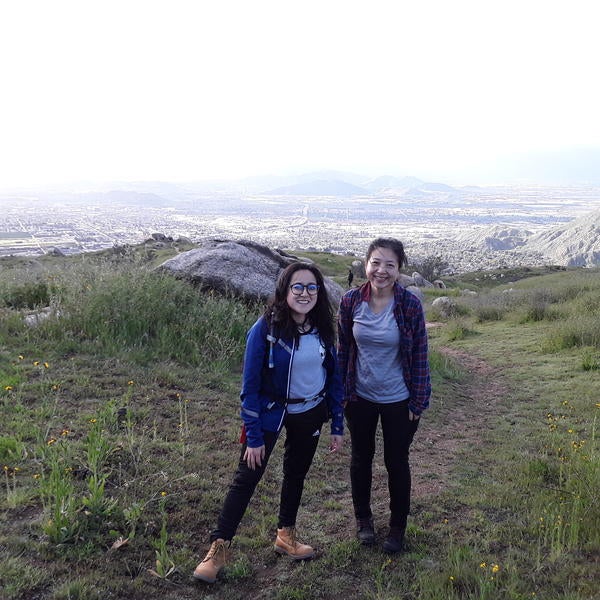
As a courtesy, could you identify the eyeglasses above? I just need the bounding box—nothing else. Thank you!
[289,283,320,296]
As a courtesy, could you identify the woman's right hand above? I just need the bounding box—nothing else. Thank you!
[244,445,265,470]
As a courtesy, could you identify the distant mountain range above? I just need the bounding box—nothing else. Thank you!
[263,179,369,197]
[0,171,462,201]
[260,174,459,197]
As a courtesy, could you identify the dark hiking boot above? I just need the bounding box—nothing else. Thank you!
[383,526,405,554]
[356,517,375,545]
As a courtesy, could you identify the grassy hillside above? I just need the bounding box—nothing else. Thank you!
[0,248,598,599]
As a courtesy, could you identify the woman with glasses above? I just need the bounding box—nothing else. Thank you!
[194,262,344,583]
[337,238,431,553]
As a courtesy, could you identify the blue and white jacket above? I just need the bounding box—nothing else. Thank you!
[240,315,344,448]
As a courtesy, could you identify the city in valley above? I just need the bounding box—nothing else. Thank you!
[2,180,600,273]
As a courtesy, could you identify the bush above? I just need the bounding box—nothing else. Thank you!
[410,254,449,282]
[543,315,600,351]
[445,319,473,341]
[429,349,463,381]
[581,348,600,371]
[475,305,505,322]
[1,281,50,309]
[39,265,259,370]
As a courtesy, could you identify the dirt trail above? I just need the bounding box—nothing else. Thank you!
[411,346,510,499]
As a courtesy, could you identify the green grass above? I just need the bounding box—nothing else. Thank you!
[0,248,599,599]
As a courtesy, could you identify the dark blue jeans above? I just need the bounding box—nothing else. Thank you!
[345,397,419,528]
[211,400,328,541]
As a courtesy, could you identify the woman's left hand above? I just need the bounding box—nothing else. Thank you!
[409,410,420,422]
[329,434,343,453]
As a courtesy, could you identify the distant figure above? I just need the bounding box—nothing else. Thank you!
[347,268,354,288]
[193,263,344,584]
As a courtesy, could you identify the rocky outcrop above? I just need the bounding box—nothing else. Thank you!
[157,239,344,306]
[524,209,600,267]
[455,226,531,252]
[431,296,456,318]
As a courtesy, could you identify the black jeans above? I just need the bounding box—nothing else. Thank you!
[211,400,328,542]
[345,397,419,528]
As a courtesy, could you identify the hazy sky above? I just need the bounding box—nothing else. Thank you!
[1,0,599,188]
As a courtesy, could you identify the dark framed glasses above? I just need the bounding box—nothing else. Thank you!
[289,283,320,296]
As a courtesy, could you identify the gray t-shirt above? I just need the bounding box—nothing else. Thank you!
[287,330,327,414]
[353,299,410,404]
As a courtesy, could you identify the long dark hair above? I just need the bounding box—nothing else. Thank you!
[263,262,335,347]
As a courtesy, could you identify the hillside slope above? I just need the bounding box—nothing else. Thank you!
[524,208,600,266]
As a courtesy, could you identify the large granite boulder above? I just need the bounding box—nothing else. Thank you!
[157,239,344,306]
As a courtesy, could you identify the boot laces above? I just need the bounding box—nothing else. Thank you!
[204,539,226,563]
[285,527,302,547]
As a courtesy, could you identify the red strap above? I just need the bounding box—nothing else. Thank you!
[239,424,247,444]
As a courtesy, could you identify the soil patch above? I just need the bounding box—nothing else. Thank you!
[412,346,510,499]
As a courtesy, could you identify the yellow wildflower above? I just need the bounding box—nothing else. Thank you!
[44,362,49,368]
[47,438,57,446]
[33,361,40,366]
[128,380,134,385]
[480,562,487,568]
[4,386,12,391]
[161,491,167,497]
[492,564,500,573]
[18,355,24,360]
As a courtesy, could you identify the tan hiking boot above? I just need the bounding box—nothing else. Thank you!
[274,527,315,560]
[193,538,228,583]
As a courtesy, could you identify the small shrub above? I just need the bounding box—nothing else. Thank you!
[544,315,600,351]
[581,348,600,371]
[1,281,50,309]
[475,305,505,322]
[527,458,559,484]
[429,349,463,381]
[0,436,23,462]
[445,320,472,341]
[521,302,560,323]
[0,554,48,599]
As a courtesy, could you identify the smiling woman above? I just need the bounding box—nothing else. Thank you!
[192,261,344,584]
[337,237,431,553]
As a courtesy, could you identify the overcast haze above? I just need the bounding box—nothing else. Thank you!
[1,0,599,189]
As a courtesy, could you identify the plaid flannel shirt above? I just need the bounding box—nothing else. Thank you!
[337,282,431,416]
